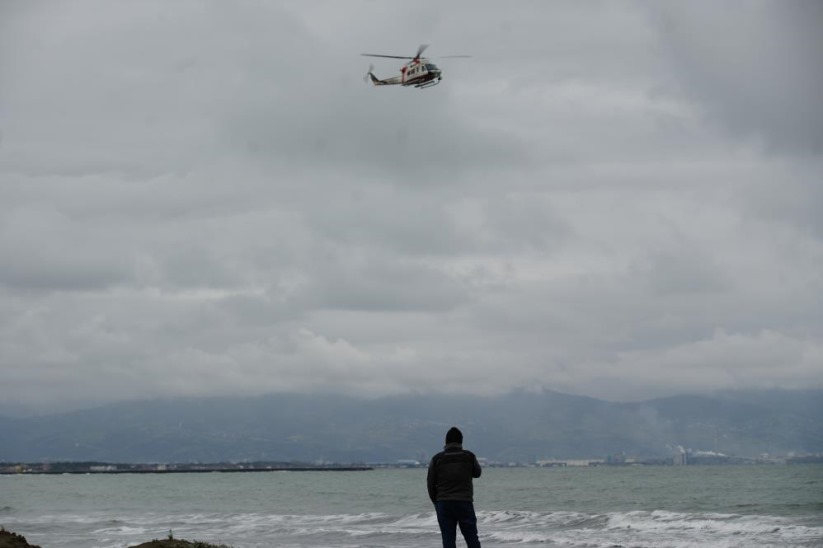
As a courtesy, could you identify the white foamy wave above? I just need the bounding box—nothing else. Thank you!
[6,509,822,548]
[89,525,148,536]
[479,509,823,548]
[389,511,439,528]
[605,510,801,535]
[554,510,821,548]
[482,509,607,529]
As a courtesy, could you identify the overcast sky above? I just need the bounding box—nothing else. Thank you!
[1,0,822,414]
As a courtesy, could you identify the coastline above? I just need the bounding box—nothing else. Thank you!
[1,464,373,475]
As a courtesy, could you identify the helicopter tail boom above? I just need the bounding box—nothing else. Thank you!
[368,72,390,86]
[364,64,401,86]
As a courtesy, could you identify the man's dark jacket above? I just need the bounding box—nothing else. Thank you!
[427,442,482,503]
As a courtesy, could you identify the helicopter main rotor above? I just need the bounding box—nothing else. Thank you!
[361,44,471,61]
[362,44,430,61]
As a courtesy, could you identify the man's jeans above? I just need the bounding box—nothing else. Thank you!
[435,500,481,548]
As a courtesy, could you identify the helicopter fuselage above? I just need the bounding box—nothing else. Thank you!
[363,45,467,89]
[368,58,442,89]
[401,59,442,87]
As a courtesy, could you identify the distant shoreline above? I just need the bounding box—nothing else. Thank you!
[1,466,373,475]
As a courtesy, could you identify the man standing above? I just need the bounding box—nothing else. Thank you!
[427,426,482,548]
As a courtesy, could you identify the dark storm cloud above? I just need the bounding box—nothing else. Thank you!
[741,161,823,239]
[649,0,823,154]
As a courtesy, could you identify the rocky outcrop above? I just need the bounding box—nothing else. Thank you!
[0,530,229,548]
[0,530,42,548]
[129,541,231,548]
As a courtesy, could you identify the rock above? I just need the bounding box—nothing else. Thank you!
[128,540,231,548]
[0,530,229,548]
[0,530,42,548]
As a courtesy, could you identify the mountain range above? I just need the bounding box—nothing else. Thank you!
[1,389,820,463]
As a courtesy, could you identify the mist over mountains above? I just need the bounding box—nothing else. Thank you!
[1,390,820,464]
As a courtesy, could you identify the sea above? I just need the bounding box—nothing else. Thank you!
[2,465,822,548]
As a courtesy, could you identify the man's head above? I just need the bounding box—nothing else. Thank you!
[445,426,463,445]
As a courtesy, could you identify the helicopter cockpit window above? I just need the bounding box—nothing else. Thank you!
[425,64,438,71]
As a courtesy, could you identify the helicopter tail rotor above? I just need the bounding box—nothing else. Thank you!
[363,64,386,86]
[364,64,374,83]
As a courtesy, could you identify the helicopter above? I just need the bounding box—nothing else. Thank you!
[362,44,469,89]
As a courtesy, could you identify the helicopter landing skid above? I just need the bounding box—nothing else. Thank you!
[415,78,441,89]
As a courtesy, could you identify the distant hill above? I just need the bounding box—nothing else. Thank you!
[1,390,820,463]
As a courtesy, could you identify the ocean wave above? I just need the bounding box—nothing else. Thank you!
[606,509,786,533]
[481,509,823,547]
[6,509,822,548]
[89,525,148,537]
[481,509,608,529]
[600,510,823,546]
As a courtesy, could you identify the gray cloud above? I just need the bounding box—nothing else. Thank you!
[649,0,823,154]
[1,1,821,413]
